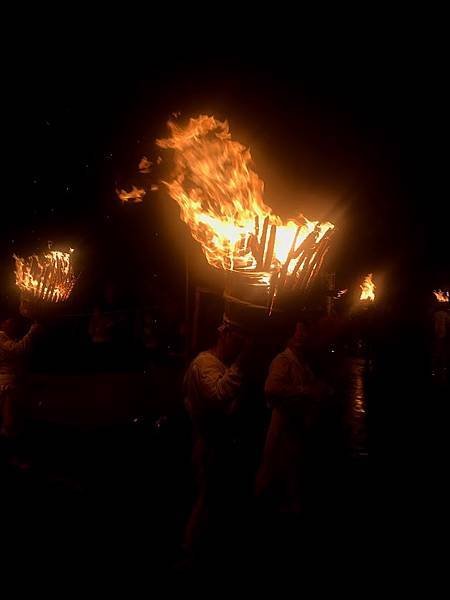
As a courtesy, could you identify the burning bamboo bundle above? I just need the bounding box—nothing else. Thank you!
[359,273,375,302]
[433,289,449,303]
[230,218,335,313]
[157,115,335,316]
[14,248,77,303]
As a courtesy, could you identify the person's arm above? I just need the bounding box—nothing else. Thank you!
[195,358,243,414]
[0,323,42,357]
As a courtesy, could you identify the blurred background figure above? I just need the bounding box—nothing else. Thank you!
[256,319,332,513]
[0,302,42,438]
[432,299,450,383]
[88,282,129,371]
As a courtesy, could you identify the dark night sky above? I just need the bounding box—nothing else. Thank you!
[2,33,448,311]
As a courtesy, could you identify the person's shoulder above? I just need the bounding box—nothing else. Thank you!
[270,349,291,366]
[189,351,226,375]
[192,351,219,366]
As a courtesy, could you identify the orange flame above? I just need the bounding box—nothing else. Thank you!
[434,290,449,303]
[14,248,76,303]
[157,115,333,281]
[116,185,145,203]
[360,273,375,301]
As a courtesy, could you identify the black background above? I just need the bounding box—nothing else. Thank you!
[3,25,448,317]
[1,13,447,585]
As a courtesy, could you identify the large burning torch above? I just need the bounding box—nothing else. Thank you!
[359,273,376,302]
[433,289,449,303]
[13,247,77,304]
[157,115,335,325]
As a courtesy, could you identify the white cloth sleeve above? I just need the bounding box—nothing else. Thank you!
[194,359,242,413]
[0,324,41,357]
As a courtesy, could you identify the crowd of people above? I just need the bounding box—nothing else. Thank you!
[183,315,336,555]
[0,287,447,568]
[0,301,43,438]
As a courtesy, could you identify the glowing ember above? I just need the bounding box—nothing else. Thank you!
[138,156,152,173]
[117,185,145,203]
[360,273,375,302]
[14,248,76,303]
[157,115,334,303]
[433,289,449,303]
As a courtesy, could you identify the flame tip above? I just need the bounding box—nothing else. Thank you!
[158,114,334,297]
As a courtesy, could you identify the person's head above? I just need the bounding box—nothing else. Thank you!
[288,319,310,354]
[215,318,246,363]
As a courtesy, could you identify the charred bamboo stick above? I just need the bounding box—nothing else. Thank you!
[53,255,61,299]
[40,264,51,300]
[306,246,330,291]
[296,254,317,292]
[36,261,45,299]
[263,224,277,271]
[299,237,330,290]
[256,216,269,269]
[35,257,44,300]
[278,226,302,290]
[289,252,307,285]
[235,235,246,257]
[35,261,42,298]
[298,231,334,293]
[37,258,44,299]
[44,256,55,301]
[45,254,58,299]
[292,242,320,291]
[267,271,280,316]
[247,234,259,264]
[47,255,59,302]
[286,229,319,289]
[302,251,320,292]
[291,228,317,259]
[247,217,260,264]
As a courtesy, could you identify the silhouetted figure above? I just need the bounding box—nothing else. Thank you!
[0,310,42,437]
[88,283,126,370]
[432,304,450,382]
[256,320,331,513]
[183,317,250,554]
